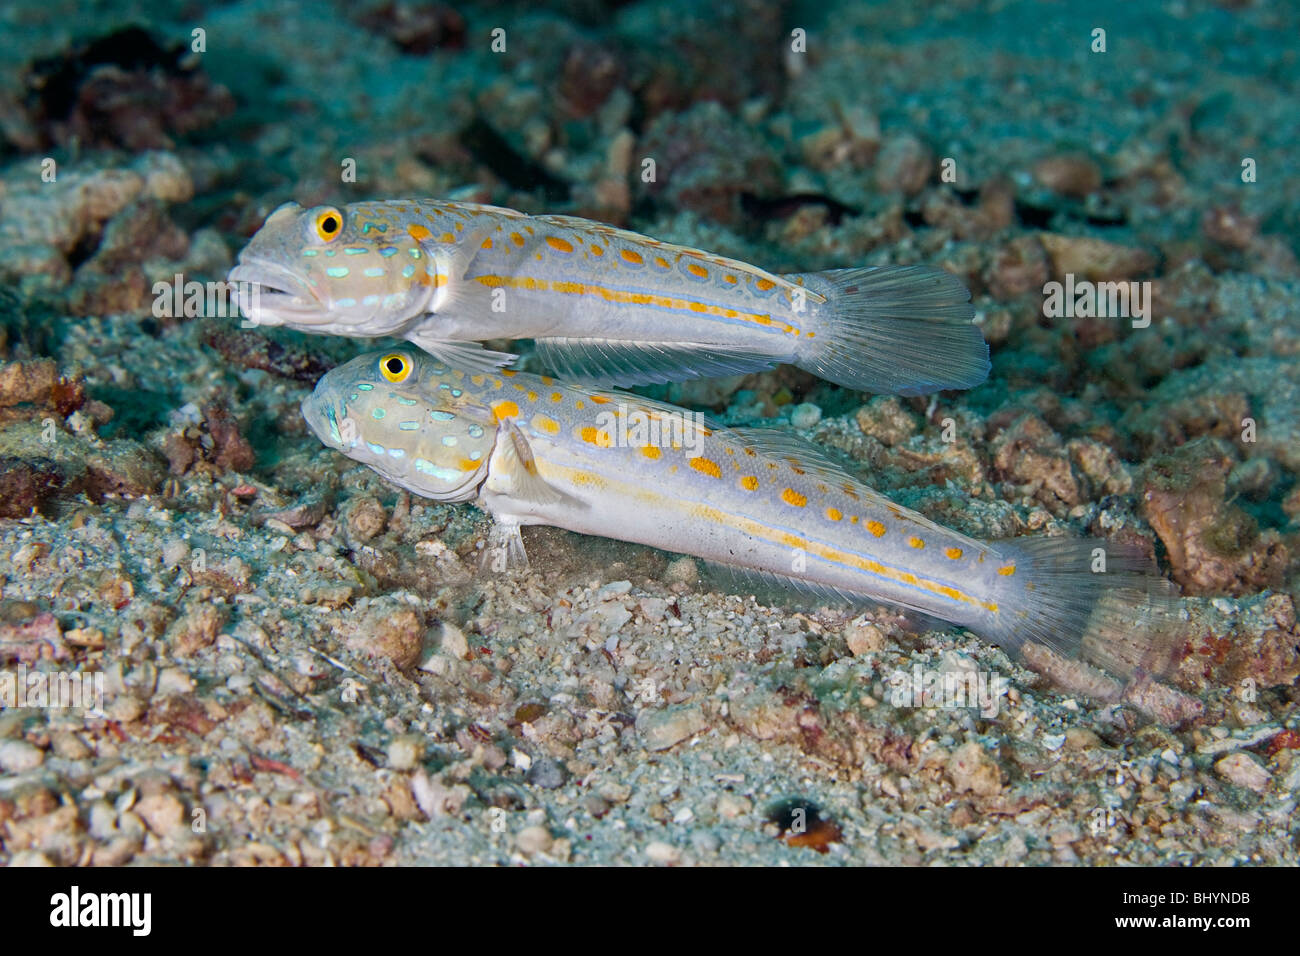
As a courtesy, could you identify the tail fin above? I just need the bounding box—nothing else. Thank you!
[793,265,990,395]
[983,537,1189,681]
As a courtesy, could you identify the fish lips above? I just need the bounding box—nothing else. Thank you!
[228,260,327,327]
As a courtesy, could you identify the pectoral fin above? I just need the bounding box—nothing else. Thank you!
[480,519,529,572]
[484,417,581,510]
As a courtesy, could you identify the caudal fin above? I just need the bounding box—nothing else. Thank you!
[794,265,989,395]
[983,537,1189,681]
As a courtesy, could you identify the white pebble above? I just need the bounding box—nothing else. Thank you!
[790,402,822,428]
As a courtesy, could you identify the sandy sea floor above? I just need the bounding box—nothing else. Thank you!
[0,0,1297,865]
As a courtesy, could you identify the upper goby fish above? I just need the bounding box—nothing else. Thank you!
[232,199,990,395]
[302,349,1185,682]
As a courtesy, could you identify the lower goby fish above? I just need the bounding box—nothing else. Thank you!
[232,199,989,395]
[301,349,1184,682]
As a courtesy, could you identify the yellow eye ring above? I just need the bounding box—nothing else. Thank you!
[379,353,412,383]
[314,208,343,242]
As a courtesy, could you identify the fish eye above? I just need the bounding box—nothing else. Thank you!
[313,207,343,242]
[379,353,412,383]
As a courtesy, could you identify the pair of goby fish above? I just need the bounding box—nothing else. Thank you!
[234,200,1184,684]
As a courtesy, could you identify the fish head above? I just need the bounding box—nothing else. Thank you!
[302,349,497,502]
[230,202,437,336]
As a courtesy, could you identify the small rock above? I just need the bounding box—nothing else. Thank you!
[347,496,387,541]
[1064,727,1102,751]
[1032,152,1102,198]
[527,757,568,790]
[664,556,698,586]
[439,621,469,660]
[874,133,933,196]
[716,793,752,819]
[1214,752,1270,792]
[846,621,885,656]
[790,403,822,429]
[516,825,553,855]
[645,840,681,864]
[387,734,425,771]
[637,704,707,751]
[0,739,44,773]
[946,741,1002,796]
[134,792,185,835]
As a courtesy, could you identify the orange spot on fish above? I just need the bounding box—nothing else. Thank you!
[740,476,759,491]
[532,415,560,436]
[867,521,886,537]
[945,547,963,560]
[546,236,574,253]
[492,401,519,421]
[690,457,722,479]
[407,224,432,241]
[590,244,604,256]
[511,232,525,247]
[908,537,925,549]
[756,278,775,291]
[621,249,643,265]
[641,446,661,460]
[781,488,807,507]
[579,426,612,447]
[687,263,708,278]
[998,565,1017,576]
[826,507,842,521]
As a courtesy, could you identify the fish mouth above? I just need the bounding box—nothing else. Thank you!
[228,259,327,326]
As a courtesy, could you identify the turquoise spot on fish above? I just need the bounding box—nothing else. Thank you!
[467,425,484,439]
[362,295,380,306]
[363,267,385,278]
[357,384,374,391]
[441,435,458,447]
[396,397,417,406]
[325,249,336,257]
[399,421,418,431]
[344,247,369,255]
[401,264,416,278]
[469,450,482,461]
[409,248,422,259]
[387,448,405,459]
[302,249,319,257]
[380,246,398,258]
[415,458,461,482]
[367,442,384,454]
[336,298,356,307]
[450,389,462,397]
[372,408,386,420]
[430,410,455,421]
[326,267,349,278]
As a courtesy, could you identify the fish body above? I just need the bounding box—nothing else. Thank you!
[233,199,989,394]
[302,349,1182,677]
